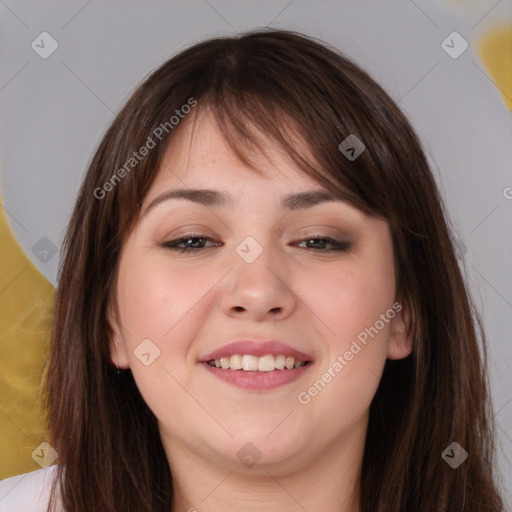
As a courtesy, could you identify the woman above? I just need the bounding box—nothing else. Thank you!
[0,28,505,511]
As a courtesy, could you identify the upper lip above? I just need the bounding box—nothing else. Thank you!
[199,340,314,363]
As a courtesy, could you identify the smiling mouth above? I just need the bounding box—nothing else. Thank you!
[206,354,311,372]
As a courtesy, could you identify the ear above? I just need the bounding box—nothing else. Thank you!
[387,297,414,360]
[107,300,131,369]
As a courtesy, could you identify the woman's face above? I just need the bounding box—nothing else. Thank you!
[109,109,412,475]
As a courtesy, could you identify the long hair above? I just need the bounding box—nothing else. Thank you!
[43,28,504,511]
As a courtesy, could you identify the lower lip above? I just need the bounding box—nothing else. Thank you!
[201,362,312,390]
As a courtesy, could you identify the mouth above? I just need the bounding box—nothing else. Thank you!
[199,339,314,390]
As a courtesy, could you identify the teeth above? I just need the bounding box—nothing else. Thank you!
[275,355,286,369]
[242,355,259,371]
[229,354,243,370]
[258,355,275,372]
[207,354,308,371]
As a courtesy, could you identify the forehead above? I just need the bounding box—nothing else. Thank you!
[152,107,323,191]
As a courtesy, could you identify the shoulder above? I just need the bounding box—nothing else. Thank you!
[0,465,64,512]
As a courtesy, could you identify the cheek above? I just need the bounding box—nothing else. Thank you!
[116,252,207,339]
[115,254,211,415]
[302,257,396,351]
[295,250,395,417]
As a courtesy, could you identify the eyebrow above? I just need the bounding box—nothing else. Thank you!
[141,188,346,218]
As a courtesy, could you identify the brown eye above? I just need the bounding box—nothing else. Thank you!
[295,236,351,251]
[162,234,220,253]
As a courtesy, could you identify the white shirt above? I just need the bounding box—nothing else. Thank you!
[0,465,64,512]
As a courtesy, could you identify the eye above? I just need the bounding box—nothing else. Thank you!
[161,234,220,253]
[294,235,351,252]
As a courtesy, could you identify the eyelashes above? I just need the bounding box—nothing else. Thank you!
[161,235,219,253]
[161,233,352,254]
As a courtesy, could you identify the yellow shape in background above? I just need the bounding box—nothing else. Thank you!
[0,190,55,479]
[478,24,512,111]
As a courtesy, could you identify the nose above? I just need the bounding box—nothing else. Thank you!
[220,243,296,322]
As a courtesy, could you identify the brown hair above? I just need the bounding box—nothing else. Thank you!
[43,28,504,511]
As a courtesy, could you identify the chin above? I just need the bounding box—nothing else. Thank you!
[214,422,311,470]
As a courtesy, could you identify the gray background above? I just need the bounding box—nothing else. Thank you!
[1,0,511,506]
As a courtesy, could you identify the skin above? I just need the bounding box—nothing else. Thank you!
[109,108,413,512]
